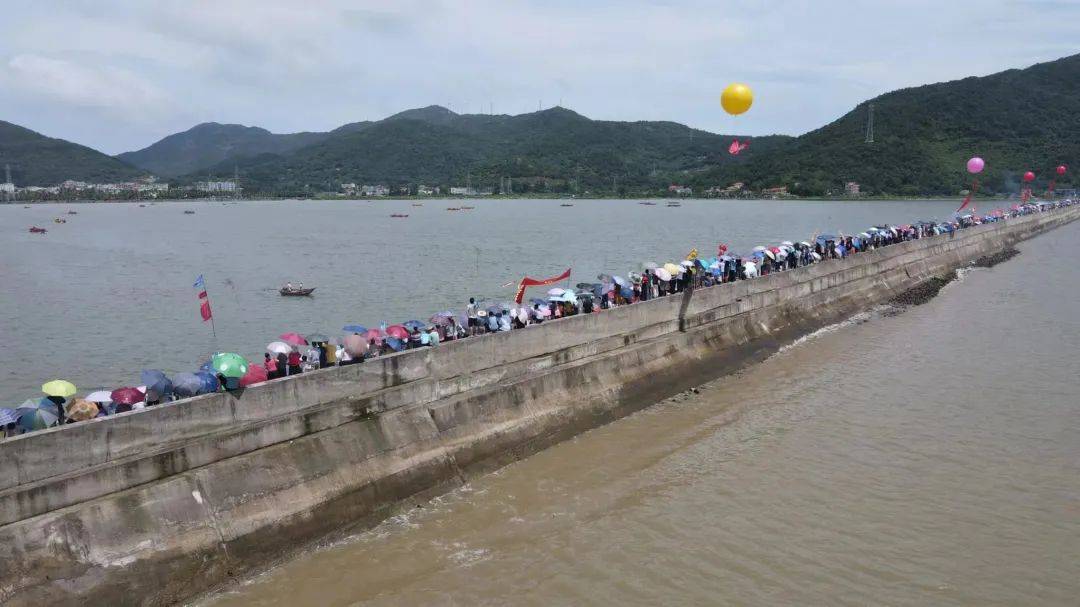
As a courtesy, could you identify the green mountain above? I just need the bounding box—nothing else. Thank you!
[0,121,145,186]
[194,106,792,194]
[693,53,1080,196]
[116,122,331,177]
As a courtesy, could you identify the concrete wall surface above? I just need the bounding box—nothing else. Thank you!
[1,207,1076,606]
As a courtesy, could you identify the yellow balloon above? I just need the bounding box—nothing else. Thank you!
[721,83,753,116]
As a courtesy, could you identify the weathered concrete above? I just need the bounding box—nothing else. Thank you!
[1,207,1077,606]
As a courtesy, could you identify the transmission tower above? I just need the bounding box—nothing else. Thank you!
[864,103,875,144]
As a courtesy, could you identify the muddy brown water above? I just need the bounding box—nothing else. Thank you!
[195,219,1080,606]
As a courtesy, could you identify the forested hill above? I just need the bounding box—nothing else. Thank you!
[692,53,1080,196]
[193,106,791,194]
[0,121,145,186]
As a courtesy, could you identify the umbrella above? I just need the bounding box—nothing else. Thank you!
[17,398,59,431]
[173,372,206,398]
[110,387,145,406]
[812,252,822,261]
[140,370,172,399]
[529,297,548,307]
[84,390,113,403]
[364,328,385,343]
[402,320,425,331]
[800,241,812,247]
[663,263,681,276]
[306,333,330,344]
[267,341,293,355]
[752,245,767,252]
[211,352,249,378]
[763,250,776,260]
[547,287,565,296]
[680,260,694,268]
[780,241,794,247]
[343,334,369,357]
[65,399,99,422]
[239,364,268,388]
[194,371,220,393]
[485,304,503,315]
[279,332,308,346]
[720,254,735,261]
[42,380,77,398]
[429,314,453,326]
[613,275,628,287]
[643,262,659,271]
[596,273,613,282]
[654,268,672,282]
[0,408,17,426]
[342,325,368,334]
[575,282,594,290]
[385,337,406,352]
[385,325,409,340]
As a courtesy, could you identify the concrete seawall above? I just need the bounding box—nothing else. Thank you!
[2,207,1077,606]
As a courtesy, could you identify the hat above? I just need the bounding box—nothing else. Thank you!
[477,310,488,317]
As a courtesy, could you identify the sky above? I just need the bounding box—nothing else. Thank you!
[0,0,1077,155]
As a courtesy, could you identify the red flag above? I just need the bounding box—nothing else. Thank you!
[956,179,978,214]
[200,300,213,321]
[514,268,572,304]
[717,243,728,255]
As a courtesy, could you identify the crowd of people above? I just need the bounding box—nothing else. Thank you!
[3,200,1073,438]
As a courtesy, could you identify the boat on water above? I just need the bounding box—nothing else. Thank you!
[639,201,657,206]
[461,205,475,210]
[183,210,196,214]
[446,207,461,211]
[280,287,316,297]
[138,204,146,208]
[28,226,47,234]
[666,202,682,207]
[53,217,67,224]
[411,203,423,207]
[560,204,574,207]
[390,213,409,218]
[67,210,78,215]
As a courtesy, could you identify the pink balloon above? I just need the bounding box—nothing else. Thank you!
[1056,165,1067,176]
[966,157,985,174]
[1023,171,1035,183]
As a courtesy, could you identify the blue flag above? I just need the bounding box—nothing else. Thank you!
[193,274,205,288]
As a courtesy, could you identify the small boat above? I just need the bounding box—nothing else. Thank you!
[183,210,196,214]
[138,204,146,207]
[461,206,475,210]
[446,207,461,211]
[666,202,682,207]
[29,226,47,234]
[639,202,657,206]
[53,217,67,224]
[280,287,316,296]
[67,210,78,215]
[411,203,423,207]
[390,213,409,218]
[23,206,30,209]
[560,203,574,207]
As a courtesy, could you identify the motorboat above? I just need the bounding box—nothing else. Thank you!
[280,287,315,296]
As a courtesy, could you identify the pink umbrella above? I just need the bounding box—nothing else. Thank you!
[385,325,409,340]
[363,329,384,343]
[343,334,369,357]
[110,387,144,406]
[279,332,308,346]
[239,363,268,387]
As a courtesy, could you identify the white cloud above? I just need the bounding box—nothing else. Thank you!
[4,54,170,118]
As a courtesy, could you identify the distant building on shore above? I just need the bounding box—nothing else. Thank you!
[761,186,789,198]
[417,185,439,195]
[845,181,861,197]
[668,184,692,196]
[196,180,238,193]
[361,184,389,197]
[705,182,748,198]
[449,186,492,196]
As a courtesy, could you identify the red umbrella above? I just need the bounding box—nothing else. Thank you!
[110,387,145,406]
[239,363,268,387]
[385,325,409,340]
[343,334,369,357]
[363,329,384,343]
[279,332,308,346]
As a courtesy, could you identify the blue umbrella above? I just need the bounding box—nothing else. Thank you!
[620,286,634,300]
[140,370,173,399]
[17,398,60,432]
[385,337,406,352]
[194,371,221,393]
[816,234,836,243]
[0,408,18,426]
[198,359,214,373]
[402,320,425,330]
[172,372,205,398]
[342,324,368,333]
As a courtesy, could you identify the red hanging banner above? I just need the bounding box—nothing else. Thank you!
[514,268,572,304]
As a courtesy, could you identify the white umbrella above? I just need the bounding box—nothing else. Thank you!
[85,390,113,403]
[547,287,565,296]
[800,241,812,247]
[763,250,775,260]
[680,260,694,267]
[752,245,767,252]
[780,241,794,247]
[613,275,628,287]
[654,268,672,282]
[643,262,659,270]
[812,252,822,261]
[266,341,293,355]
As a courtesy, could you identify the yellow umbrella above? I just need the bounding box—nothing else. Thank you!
[42,380,77,398]
[663,263,682,276]
[65,399,99,422]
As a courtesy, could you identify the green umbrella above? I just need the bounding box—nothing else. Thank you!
[306,332,330,344]
[211,353,249,378]
[42,379,77,398]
